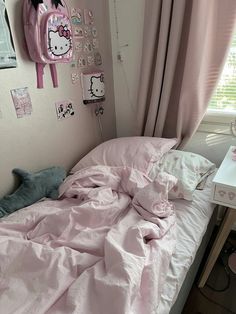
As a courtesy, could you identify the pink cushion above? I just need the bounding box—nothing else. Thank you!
[70,137,177,175]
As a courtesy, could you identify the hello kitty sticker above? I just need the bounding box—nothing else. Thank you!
[71,8,83,25]
[46,14,73,61]
[84,9,94,25]
[81,72,105,104]
[69,6,104,90]
[48,25,71,57]
[89,75,105,98]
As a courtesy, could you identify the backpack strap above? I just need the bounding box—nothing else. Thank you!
[36,63,58,88]
[36,63,45,89]
[49,64,58,88]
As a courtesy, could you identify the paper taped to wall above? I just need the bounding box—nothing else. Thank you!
[10,87,32,118]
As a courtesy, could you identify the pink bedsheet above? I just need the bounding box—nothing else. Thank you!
[0,166,177,314]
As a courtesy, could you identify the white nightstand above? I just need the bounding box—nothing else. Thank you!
[198,146,236,288]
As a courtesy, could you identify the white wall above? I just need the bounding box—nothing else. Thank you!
[0,0,116,197]
[109,0,145,136]
[109,0,236,167]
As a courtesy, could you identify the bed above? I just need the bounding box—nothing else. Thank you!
[0,137,217,314]
[161,171,216,313]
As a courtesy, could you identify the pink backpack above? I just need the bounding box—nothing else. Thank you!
[23,0,73,88]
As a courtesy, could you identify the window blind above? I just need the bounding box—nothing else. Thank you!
[209,32,236,111]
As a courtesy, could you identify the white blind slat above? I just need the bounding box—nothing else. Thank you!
[209,32,236,111]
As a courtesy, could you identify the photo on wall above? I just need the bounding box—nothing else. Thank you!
[55,100,75,120]
[0,0,17,68]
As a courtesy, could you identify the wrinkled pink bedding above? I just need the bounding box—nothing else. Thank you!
[0,166,177,314]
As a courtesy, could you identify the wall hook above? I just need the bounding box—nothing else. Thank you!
[95,105,104,116]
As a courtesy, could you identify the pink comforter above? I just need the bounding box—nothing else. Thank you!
[0,166,177,314]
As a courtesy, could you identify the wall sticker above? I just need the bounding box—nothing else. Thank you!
[55,100,75,120]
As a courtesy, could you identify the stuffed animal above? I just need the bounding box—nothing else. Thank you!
[0,166,66,218]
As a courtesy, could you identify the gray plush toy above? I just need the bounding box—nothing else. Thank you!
[0,166,67,218]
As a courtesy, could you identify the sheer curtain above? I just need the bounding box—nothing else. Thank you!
[136,0,236,147]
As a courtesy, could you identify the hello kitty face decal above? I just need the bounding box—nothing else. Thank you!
[48,25,72,57]
[89,73,105,98]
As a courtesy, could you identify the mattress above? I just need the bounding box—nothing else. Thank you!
[158,171,216,314]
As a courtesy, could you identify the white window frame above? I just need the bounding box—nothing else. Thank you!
[203,108,236,125]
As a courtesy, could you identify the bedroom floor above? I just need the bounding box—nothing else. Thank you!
[183,230,236,314]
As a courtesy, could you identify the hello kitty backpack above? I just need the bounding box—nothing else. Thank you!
[23,0,73,88]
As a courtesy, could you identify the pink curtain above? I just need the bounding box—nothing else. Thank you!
[136,0,236,147]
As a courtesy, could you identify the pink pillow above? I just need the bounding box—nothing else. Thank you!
[70,137,177,175]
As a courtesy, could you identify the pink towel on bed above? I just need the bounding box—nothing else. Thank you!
[0,166,177,314]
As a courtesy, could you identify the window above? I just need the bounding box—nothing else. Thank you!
[207,31,236,117]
